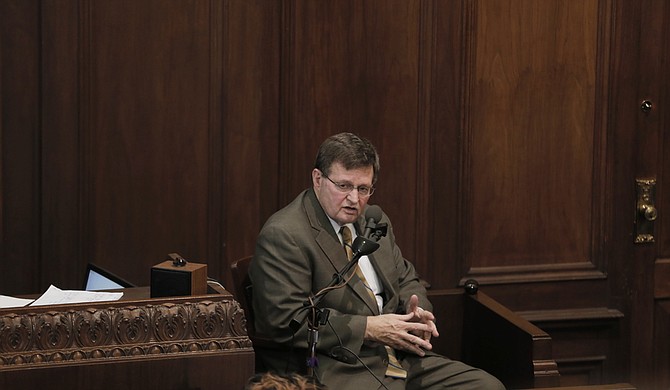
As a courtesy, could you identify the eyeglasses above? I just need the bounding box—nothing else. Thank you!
[323,174,375,197]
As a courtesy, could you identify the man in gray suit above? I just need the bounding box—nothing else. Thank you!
[250,132,504,389]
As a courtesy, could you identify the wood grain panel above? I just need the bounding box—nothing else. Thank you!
[2,1,667,386]
[522,308,624,385]
[659,0,670,265]
[86,0,214,285]
[0,0,41,295]
[654,301,670,389]
[285,0,422,259]
[655,258,670,299]
[430,0,469,288]
[221,0,281,278]
[465,0,604,279]
[40,0,84,291]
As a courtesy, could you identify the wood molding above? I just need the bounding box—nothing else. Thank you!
[461,262,608,285]
[519,307,624,323]
[0,291,251,369]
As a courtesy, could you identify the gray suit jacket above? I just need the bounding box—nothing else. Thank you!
[250,188,432,387]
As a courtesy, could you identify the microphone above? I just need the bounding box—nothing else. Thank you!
[362,205,383,239]
[349,236,380,260]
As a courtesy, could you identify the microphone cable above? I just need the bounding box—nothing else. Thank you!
[326,320,390,390]
[311,265,357,302]
[286,269,389,389]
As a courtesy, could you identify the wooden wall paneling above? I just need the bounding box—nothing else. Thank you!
[660,1,670,261]
[0,0,41,295]
[433,0,628,385]
[521,308,623,386]
[221,0,281,286]
[430,0,468,288]
[655,259,670,299]
[364,1,422,265]
[1,0,668,386]
[653,1,670,386]
[413,0,435,276]
[654,301,670,389]
[604,0,670,386]
[85,1,214,287]
[40,0,83,291]
[464,0,604,283]
[661,0,670,266]
[603,0,642,386]
[207,0,224,281]
[284,0,422,264]
[624,0,668,387]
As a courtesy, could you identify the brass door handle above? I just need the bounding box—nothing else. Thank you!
[639,203,658,221]
[635,179,657,243]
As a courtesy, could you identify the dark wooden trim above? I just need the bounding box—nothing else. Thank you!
[519,307,624,323]
[461,263,608,285]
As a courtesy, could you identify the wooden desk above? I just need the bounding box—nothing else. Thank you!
[0,286,254,389]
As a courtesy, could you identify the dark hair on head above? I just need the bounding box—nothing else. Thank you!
[244,371,328,390]
[314,132,380,184]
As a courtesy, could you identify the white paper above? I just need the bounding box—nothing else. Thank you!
[0,295,35,308]
[30,285,123,307]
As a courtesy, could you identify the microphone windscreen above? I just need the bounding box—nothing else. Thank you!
[365,205,383,223]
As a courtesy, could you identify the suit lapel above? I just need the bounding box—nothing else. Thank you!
[303,190,380,315]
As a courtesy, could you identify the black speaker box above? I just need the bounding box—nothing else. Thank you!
[150,260,208,298]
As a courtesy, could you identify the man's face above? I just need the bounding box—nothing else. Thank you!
[312,162,374,226]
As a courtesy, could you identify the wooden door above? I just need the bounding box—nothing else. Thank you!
[432,1,624,384]
[620,1,670,388]
[445,0,669,387]
[439,1,670,387]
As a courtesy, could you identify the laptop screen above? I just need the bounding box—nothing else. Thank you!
[84,263,134,291]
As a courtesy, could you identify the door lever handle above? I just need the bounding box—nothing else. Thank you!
[635,178,657,243]
[639,203,658,222]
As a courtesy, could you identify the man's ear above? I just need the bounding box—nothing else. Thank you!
[312,168,322,189]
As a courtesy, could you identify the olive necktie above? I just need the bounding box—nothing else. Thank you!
[340,225,407,379]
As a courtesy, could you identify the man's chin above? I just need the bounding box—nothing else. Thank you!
[338,210,360,223]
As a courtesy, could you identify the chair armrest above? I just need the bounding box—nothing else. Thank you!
[427,288,560,389]
[463,290,560,388]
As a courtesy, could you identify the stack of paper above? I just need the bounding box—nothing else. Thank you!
[0,285,123,309]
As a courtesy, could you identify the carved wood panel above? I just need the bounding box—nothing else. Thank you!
[0,298,249,368]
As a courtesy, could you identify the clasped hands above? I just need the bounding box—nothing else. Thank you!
[364,294,439,356]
